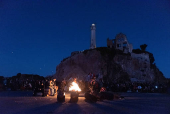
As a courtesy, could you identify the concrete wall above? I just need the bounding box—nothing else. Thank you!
[107,33,133,53]
[131,53,150,63]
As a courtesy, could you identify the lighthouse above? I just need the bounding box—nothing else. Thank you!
[90,24,96,49]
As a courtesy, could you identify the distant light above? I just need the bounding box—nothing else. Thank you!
[92,24,95,26]
[155,86,158,89]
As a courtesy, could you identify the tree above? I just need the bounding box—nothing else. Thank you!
[0,76,4,83]
[16,73,21,77]
[140,44,147,51]
[132,48,142,54]
[148,52,155,64]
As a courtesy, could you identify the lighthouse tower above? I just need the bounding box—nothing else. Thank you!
[90,24,96,49]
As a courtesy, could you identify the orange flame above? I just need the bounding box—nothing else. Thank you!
[69,82,81,92]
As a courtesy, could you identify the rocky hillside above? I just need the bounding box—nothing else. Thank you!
[53,47,165,83]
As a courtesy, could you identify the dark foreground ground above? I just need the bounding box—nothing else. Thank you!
[0,91,170,114]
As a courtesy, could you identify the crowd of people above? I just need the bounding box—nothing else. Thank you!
[33,79,58,96]
[84,73,168,93]
[2,77,59,96]
[63,73,169,94]
[1,73,169,95]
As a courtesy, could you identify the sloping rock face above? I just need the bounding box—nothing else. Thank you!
[114,54,154,82]
[54,50,106,81]
[53,47,162,82]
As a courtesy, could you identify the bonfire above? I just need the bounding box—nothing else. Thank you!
[69,81,81,102]
[69,82,81,92]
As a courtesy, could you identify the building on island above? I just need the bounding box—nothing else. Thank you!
[107,33,133,53]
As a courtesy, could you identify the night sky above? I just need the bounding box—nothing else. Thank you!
[0,0,170,78]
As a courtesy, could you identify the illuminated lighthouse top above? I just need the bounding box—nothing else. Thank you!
[90,23,96,49]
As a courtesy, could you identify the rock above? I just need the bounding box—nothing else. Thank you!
[53,47,164,83]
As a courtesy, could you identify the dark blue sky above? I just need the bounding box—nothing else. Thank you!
[0,0,170,78]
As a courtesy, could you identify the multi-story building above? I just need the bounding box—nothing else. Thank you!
[107,33,133,53]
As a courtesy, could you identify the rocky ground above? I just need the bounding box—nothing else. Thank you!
[0,91,170,114]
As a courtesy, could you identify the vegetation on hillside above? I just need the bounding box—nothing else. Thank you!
[140,44,148,51]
